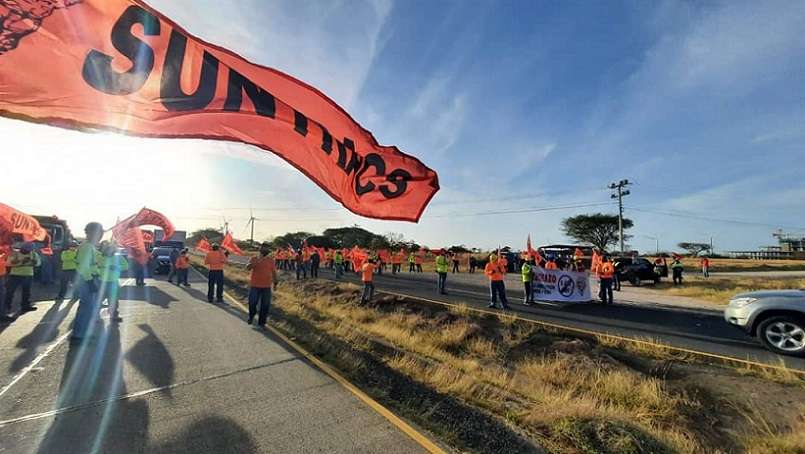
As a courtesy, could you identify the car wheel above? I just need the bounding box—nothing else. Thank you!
[757,316,805,357]
[632,276,642,287]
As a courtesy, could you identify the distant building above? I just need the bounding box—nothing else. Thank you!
[728,231,805,259]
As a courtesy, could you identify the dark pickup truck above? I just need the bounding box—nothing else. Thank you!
[615,257,665,287]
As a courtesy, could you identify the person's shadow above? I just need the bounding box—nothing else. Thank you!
[125,324,175,396]
[9,299,76,373]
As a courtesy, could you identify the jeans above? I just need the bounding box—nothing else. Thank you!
[409,263,415,272]
[248,287,272,324]
[58,269,76,299]
[673,269,683,285]
[5,275,33,312]
[599,278,614,304]
[452,262,459,273]
[132,262,146,286]
[335,263,344,279]
[0,276,5,314]
[613,272,621,291]
[523,281,533,303]
[73,279,99,339]
[489,281,508,308]
[437,272,447,294]
[296,262,308,280]
[702,266,709,278]
[361,282,374,303]
[177,268,189,285]
[167,264,177,282]
[208,270,224,301]
[310,262,319,278]
[102,281,121,317]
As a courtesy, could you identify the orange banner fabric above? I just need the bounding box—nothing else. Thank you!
[0,203,47,242]
[0,0,439,221]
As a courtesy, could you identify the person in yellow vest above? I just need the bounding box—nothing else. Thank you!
[72,222,103,342]
[408,252,416,273]
[99,242,128,323]
[521,257,536,305]
[0,243,40,322]
[57,241,79,301]
[435,250,449,295]
[597,256,616,305]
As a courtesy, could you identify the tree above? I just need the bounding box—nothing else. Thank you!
[677,242,711,257]
[271,231,313,249]
[189,228,223,246]
[561,213,633,253]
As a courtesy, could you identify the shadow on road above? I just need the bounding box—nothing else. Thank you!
[8,299,76,373]
[125,324,175,396]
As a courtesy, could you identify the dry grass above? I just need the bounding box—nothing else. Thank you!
[649,257,805,273]
[655,276,805,305]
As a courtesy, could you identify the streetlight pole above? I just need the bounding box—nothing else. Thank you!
[609,179,631,256]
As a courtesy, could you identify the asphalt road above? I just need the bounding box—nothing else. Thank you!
[0,274,429,453]
[310,266,805,371]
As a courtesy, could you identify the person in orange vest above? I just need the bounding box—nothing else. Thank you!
[484,254,510,309]
[360,258,376,304]
[391,251,402,274]
[246,242,278,327]
[174,249,191,287]
[597,256,615,305]
[204,243,227,303]
[700,256,710,278]
[414,253,423,273]
[544,254,558,270]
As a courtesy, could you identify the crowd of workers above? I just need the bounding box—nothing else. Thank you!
[1,220,714,334]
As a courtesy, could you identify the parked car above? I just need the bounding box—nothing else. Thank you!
[614,257,658,287]
[150,246,176,275]
[724,290,805,357]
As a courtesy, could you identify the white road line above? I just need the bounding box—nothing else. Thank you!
[0,278,133,400]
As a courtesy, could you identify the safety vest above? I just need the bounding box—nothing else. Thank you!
[435,255,448,273]
[334,253,344,264]
[521,262,532,282]
[100,254,129,283]
[672,261,683,270]
[9,251,38,277]
[61,249,78,271]
[598,263,615,279]
[408,254,416,264]
[77,242,98,281]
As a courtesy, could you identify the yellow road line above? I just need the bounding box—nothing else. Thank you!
[377,289,805,377]
[190,268,446,453]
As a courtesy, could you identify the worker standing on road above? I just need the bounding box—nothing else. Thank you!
[57,241,78,301]
[204,243,227,303]
[485,254,510,310]
[295,249,306,280]
[521,257,536,305]
[469,256,477,274]
[391,251,401,275]
[415,252,423,273]
[544,255,558,270]
[167,247,180,284]
[334,250,344,279]
[99,242,128,323]
[246,242,278,327]
[700,256,710,278]
[174,249,190,287]
[672,257,684,285]
[451,253,460,273]
[408,252,416,272]
[72,222,103,342]
[360,258,376,304]
[310,249,320,278]
[0,243,40,322]
[435,250,449,295]
[597,256,615,305]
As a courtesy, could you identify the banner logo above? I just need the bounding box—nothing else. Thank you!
[557,275,575,297]
[0,0,82,54]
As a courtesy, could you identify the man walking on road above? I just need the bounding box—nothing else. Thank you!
[99,242,127,323]
[57,241,78,300]
[435,250,448,295]
[672,257,684,285]
[700,256,710,278]
[167,247,180,284]
[360,258,376,304]
[205,243,227,303]
[1,243,40,322]
[597,256,615,305]
[175,249,190,287]
[72,222,103,342]
[451,254,460,273]
[485,254,510,310]
[521,257,535,305]
[310,249,320,278]
[246,242,278,327]
[334,249,344,279]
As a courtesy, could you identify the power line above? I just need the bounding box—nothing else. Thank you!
[428,202,615,219]
[626,206,805,230]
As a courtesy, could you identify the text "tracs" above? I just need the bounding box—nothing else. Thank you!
[81,5,411,200]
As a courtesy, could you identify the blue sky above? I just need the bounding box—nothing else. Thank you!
[2,0,805,252]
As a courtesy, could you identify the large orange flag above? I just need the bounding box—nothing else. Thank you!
[221,232,244,256]
[112,207,174,241]
[0,203,47,242]
[0,0,439,222]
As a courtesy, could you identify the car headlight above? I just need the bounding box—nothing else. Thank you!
[729,297,758,308]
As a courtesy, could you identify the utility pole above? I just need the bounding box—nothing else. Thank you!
[609,179,631,256]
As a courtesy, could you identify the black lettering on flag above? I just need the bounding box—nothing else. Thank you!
[161,31,219,111]
[294,111,308,136]
[336,140,347,169]
[355,153,385,196]
[320,125,332,155]
[224,69,276,118]
[380,169,411,199]
[82,6,160,96]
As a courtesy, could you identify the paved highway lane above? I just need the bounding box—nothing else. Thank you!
[0,274,430,453]
[312,267,805,371]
